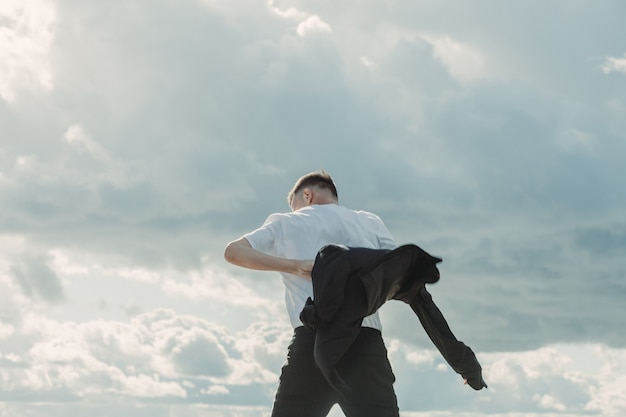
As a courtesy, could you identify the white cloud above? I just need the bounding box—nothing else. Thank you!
[387,338,436,366]
[64,124,113,163]
[267,0,307,20]
[161,267,268,307]
[121,373,187,398]
[297,15,332,37]
[62,123,135,188]
[360,55,376,69]
[601,54,626,74]
[0,0,55,102]
[234,322,292,372]
[421,34,487,82]
[585,346,626,417]
[0,323,15,339]
[0,308,285,403]
[169,404,276,417]
[57,252,272,309]
[203,385,229,395]
[14,155,35,170]
[387,341,626,415]
[535,393,567,411]
[265,1,331,37]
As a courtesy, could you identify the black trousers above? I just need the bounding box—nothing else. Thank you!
[271,326,399,417]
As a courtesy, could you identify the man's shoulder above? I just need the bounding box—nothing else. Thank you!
[352,208,384,221]
[308,205,384,222]
[276,205,383,224]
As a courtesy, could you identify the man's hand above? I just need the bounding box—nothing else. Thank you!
[293,259,314,280]
[464,377,488,390]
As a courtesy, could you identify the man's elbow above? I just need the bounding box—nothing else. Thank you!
[224,238,249,265]
[224,242,238,264]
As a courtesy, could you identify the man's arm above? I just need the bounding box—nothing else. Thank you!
[224,237,314,280]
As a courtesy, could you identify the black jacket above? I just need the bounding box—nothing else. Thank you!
[300,244,487,399]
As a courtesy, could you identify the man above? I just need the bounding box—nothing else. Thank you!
[224,170,400,417]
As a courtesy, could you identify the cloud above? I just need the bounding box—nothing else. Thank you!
[9,318,186,399]
[1,0,626,415]
[203,385,229,395]
[233,321,293,372]
[601,54,626,74]
[6,302,624,417]
[49,249,276,309]
[267,0,307,20]
[383,214,626,352]
[0,308,286,405]
[160,264,270,308]
[421,34,487,82]
[388,340,626,416]
[172,332,230,377]
[0,0,56,102]
[0,0,622,352]
[10,254,64,303]
[297,15,332,37]
[64,124,113,164]
[0,323,16,339]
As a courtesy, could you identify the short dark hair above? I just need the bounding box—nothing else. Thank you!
[287,170,338,207]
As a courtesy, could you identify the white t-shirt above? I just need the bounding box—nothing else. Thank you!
[243,204,396,329]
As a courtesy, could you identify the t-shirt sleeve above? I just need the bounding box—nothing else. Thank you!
[376,219,397,250]
[242,214,281,256]
[362,211,397,249]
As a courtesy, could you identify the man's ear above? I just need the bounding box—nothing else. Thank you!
[302,187,313,203]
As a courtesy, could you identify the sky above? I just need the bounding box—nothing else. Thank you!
[1,0,625,416]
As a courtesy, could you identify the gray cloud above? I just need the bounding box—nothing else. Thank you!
[1,0,624,349]
[172,335,231,377]
[2,0,626,414]
[382,216,626,352]
[10,255,64,303]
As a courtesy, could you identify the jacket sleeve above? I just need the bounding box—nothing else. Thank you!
[409,288,487,390]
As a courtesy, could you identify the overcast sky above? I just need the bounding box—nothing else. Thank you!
[1,0,625,416]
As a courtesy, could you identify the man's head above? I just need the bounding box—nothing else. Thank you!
[288,170,339,211]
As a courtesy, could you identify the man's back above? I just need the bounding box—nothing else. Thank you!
[245,204,396,259]
[244,204,396,329]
